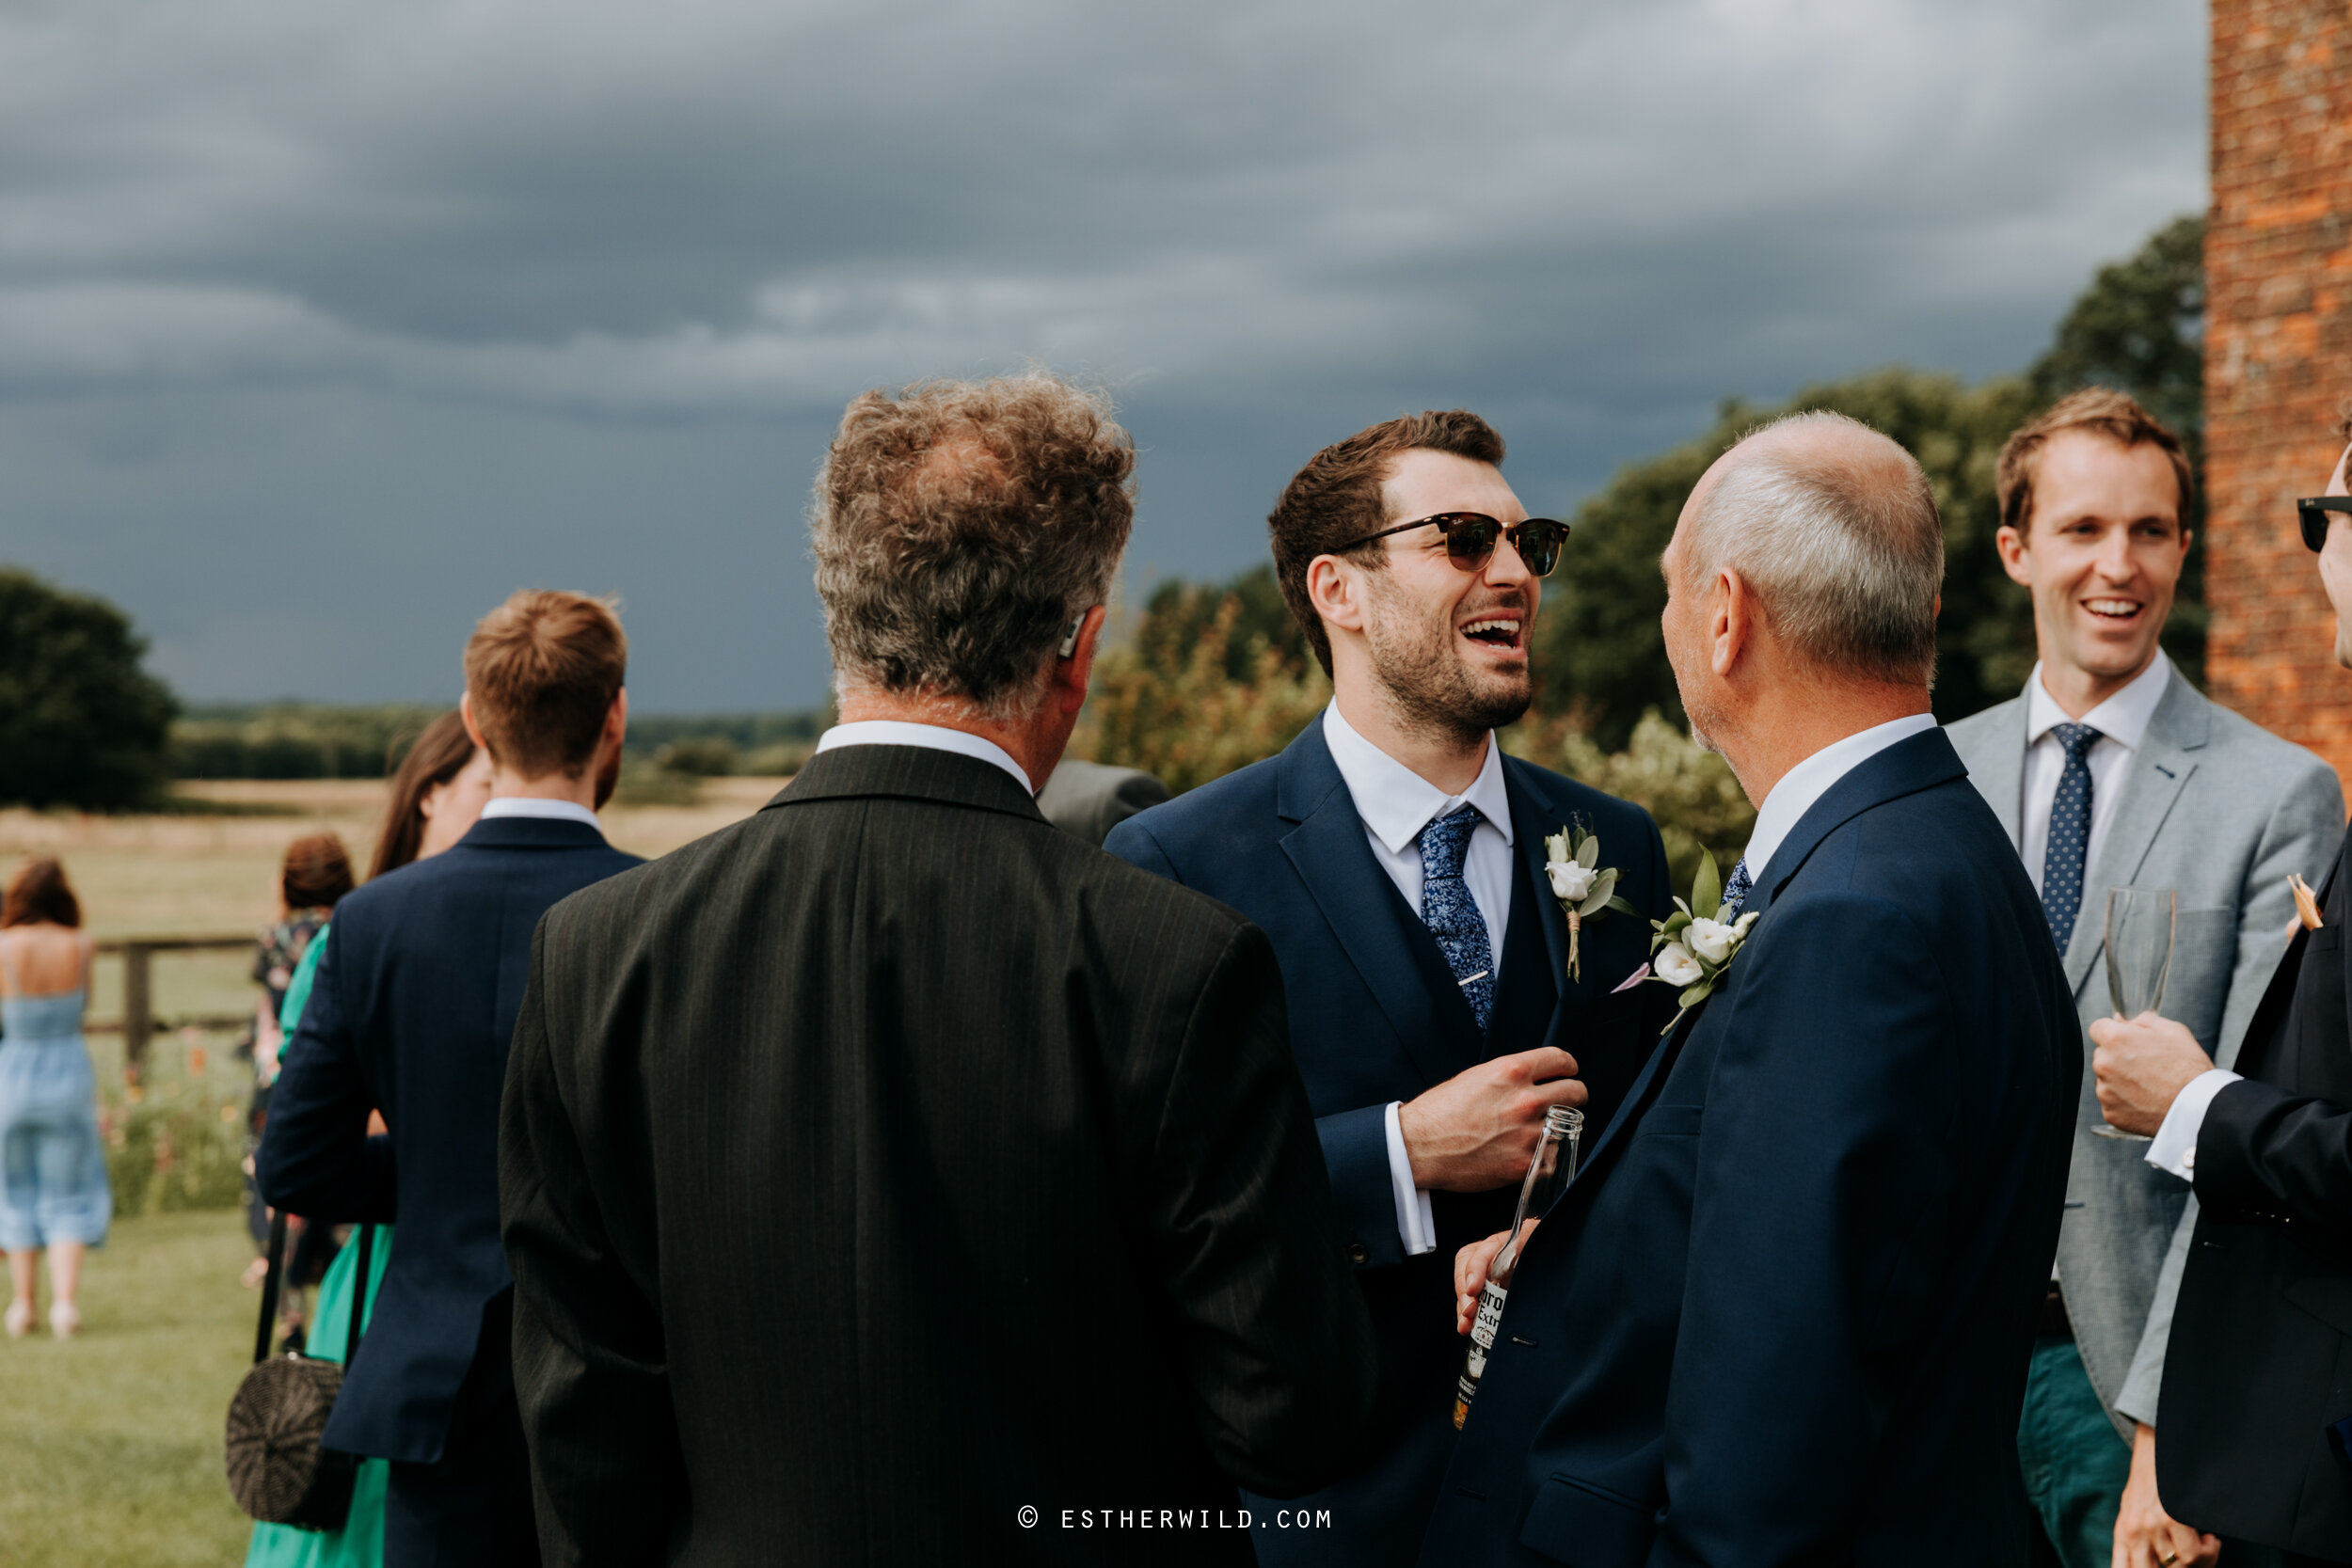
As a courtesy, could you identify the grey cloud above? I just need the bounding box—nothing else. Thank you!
[0,0,2203,705]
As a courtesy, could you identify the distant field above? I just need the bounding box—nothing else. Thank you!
[0,777,789,1061]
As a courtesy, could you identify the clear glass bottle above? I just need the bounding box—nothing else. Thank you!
[1452,1103,1582,1430]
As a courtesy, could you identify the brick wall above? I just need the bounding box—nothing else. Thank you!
[2206,0,2352,786]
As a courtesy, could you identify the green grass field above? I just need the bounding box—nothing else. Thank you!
[0,1210,260,1566]
[0,780,788,1565]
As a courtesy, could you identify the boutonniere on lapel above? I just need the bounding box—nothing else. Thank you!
[1645,848,1758,1035]
[1544,821,1637,984]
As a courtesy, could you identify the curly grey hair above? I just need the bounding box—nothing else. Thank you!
[810,372,1136,720]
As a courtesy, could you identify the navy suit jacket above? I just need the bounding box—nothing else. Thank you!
[1420,728,2077,1567]
[1106,719,1677,1564]
[257,815,640,1465]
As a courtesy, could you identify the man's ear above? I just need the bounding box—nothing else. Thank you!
[1054,606,1107,717]
[1711,568,1750,679]
[1994,525,2034,590]
[604,688,629,754]
[460,692,487,752]
[1306,555,1365,639]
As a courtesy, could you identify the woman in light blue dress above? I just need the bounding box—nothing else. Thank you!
[0,857,110,1340]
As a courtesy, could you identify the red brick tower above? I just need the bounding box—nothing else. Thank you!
[2205,0,2352,784]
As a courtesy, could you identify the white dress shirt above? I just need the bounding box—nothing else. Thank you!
[1322,701,1517,1259]
[1742,713,1940,886]
[480,797,603,830]
[2018,656,2172,898]
[814,719,1034,795]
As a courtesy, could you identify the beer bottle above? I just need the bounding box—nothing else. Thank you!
[1452,1103,1582,1429]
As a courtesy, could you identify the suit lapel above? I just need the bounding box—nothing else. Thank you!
[1276,725,1486,1085]
[1503,760,1572,1052]
[2063,679,2208,997]
[1967,698,2030,847]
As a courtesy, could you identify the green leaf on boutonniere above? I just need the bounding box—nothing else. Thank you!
[1691,851,1721,922]
[1546,820,1628,986]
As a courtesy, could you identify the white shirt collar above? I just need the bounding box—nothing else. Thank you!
[2024,653,2170,752]
[1322,701,1515,854]
[815,720,1034,795]
[1742,712,1939,885]
[480,797,602,829]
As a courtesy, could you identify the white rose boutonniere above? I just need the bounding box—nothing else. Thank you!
[1544,821,1638,984]
[1647,847,1758,1035]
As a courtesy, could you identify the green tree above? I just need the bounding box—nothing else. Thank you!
[0,568,178,809]
[2030,214,2203,441]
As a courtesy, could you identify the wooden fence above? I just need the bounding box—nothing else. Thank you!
[87,935,254,1075]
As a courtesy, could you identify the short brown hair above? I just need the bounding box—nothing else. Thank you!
[811,372,1135,717]
[1268,411,1506,675]
[1996,388,2193,537]
[2,858,80,928]
[462,591,627,779]
[371,710,476,880]
[281,832,355,911]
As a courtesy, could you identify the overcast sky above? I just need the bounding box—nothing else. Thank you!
[1,0,2204,711]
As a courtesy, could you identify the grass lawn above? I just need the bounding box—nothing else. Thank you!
[0,1209,261,1566]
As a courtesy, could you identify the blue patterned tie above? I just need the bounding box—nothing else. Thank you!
[1719,857,1754,921]
[2041,722,2104,954]
[1420,806,1495,1030]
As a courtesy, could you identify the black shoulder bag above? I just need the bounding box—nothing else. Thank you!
[224,1212,378,1529]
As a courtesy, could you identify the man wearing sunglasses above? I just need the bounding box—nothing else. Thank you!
[2093,419,2352,1565]
[1946,388,2341,1568]
[1106,410,1678,1568]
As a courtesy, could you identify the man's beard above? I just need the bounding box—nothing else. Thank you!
[1361,582,1532,748]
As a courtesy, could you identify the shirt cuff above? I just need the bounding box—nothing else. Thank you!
[1384,1101,1438,1257]
[2145,1069,2244,1182]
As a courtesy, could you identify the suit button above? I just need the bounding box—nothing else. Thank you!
[1347,1243,1370,1265]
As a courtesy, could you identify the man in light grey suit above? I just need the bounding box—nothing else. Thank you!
[1947,388,2344,1568]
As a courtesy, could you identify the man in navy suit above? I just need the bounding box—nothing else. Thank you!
[260,590,642,1568]
[1107,410,1678,1566]
[1425,412,2078,1565]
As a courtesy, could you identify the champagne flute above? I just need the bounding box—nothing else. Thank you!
[2092,886,2175,1142]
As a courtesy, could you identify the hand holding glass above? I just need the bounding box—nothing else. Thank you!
[2093,887,2175,1141]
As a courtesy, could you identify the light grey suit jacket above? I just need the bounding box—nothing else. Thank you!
[1947,667,2343,1438]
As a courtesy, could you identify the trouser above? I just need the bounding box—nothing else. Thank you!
[384,1294,540,1568]
[2018,1330,2130,1568]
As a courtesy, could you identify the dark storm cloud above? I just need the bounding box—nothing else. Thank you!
[0,0,2203,705]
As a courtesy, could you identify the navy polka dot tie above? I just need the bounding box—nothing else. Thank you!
[1420,805,1495,1030]
[2041,722,2104,954]
[1719,857,1754,921]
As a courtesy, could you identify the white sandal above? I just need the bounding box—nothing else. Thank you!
[3,1301,31,1339]
[47,1302,78,1339]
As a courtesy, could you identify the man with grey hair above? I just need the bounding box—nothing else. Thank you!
[1425,412,2078,1566]
[500,372,1376,1564]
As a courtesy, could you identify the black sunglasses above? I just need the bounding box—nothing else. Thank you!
[1340,512,1570,577]
[2299,497,2352,552]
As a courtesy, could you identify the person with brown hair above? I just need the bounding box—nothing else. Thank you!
[240,712,491,1568]
[1105,410,1677,1566]
[501,372,1375,1564]
[261,594,638,1568]
[239,832,357,1308]
[1947,388,2341,1568]
[0,858,109,1340]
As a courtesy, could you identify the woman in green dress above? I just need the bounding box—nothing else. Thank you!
[244,712,490,1568]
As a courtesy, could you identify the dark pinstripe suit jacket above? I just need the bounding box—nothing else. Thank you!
[500,743,1378,1565]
